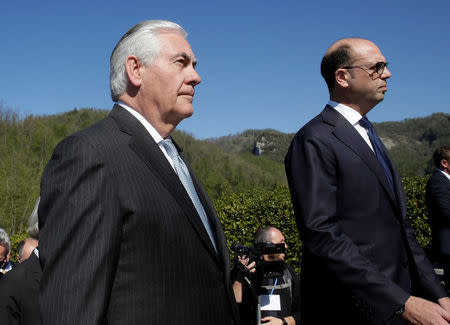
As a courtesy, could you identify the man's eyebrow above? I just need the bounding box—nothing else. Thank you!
[173,52,197,66]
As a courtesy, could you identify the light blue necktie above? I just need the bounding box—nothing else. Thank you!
[162,138,217,252]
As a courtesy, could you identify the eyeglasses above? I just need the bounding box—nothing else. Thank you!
[342,61,389,76]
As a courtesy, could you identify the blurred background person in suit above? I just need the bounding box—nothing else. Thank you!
[0,228,14,278]
[16,237,38,263]
[0,197,41,325]
[426,146,450,293]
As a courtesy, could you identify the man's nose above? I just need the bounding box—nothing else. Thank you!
[187,67,201,86]
[382,67,391,79]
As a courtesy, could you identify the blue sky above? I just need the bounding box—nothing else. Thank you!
[1,0,449,139]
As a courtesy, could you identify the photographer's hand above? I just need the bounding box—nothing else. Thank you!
[260,316,294,325]
[232,256,256,303]
[237,256,256,274]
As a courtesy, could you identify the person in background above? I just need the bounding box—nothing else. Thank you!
[0,228,14,278]
[0,197,41,325]
[426,146,450,293]
[17,237,38,263]
[233,227,300,325]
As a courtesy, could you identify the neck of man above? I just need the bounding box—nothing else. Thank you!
[330,91,375,116]
[439,166,450,176]
[119,95,176,139]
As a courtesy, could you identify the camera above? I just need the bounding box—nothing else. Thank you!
[231,242,286,278]
[231,242,285,259]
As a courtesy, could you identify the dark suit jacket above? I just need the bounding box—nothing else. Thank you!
[0,253,41,325]
[426,169,450,258]
[285,106,447,325]
[38,105,239,324]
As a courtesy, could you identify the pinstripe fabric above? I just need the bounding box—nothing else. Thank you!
[38,105,239,324]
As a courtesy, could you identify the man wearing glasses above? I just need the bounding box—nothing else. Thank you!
[285,38,450,324]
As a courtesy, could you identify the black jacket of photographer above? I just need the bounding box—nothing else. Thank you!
[236,263,301,325]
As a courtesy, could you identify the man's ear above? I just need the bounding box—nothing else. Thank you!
[335,68,350,88]
[125,55,144,87]
[441,158,449,169]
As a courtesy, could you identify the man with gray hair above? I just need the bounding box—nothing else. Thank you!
[39,20,239,324]
[0,228,13,278]
[17,237,38,263]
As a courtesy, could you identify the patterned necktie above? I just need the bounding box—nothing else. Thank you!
[162,138,217,252]
[359,116,395,194]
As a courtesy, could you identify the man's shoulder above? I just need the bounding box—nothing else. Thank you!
[292,114,324,140]
[285,263,299,278]
[428,171,450,187]
[292,106,339,140]
[54,111,123,153]
[70,113,116,139]
[0,262,26,290]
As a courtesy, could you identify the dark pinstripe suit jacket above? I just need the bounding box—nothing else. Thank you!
[38,105,239,324]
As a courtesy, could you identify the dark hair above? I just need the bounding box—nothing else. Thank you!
[433,146,450,168]
[321,45,353,91]
[17,240,25,261]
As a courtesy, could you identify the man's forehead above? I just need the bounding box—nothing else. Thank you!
[160,32,196,58]
[270,229,284,241]
[351,53,386,65]
[350,42,385,63]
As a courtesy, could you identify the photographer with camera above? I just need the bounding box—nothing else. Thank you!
[232,227,301,325]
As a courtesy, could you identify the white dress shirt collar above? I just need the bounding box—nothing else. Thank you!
[117,102,175,169]
[117,102,164,144]
[328,100,363,126]
[328,100,374,152]
[438,169,450,182]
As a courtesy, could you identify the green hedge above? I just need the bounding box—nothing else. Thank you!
[215,186,301,273]
[5,177,432,271]
[215,177,433,275]
[402,176,431,248]
[9,232,28,263]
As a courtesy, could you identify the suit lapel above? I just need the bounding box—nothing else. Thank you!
[109,105,220,261]
[382,143,407,217]
[322,106,399,210]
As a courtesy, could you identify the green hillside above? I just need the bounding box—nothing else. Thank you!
[0,107,284,235]
[1,105,449,236]
[211,113,450,177]
[376,113,450,176]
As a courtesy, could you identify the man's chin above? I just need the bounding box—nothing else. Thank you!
[173,106,194,123]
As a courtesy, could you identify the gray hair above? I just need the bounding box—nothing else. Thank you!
[0,228,11,253]
[27,197,40,239]
[109,20,187,102]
